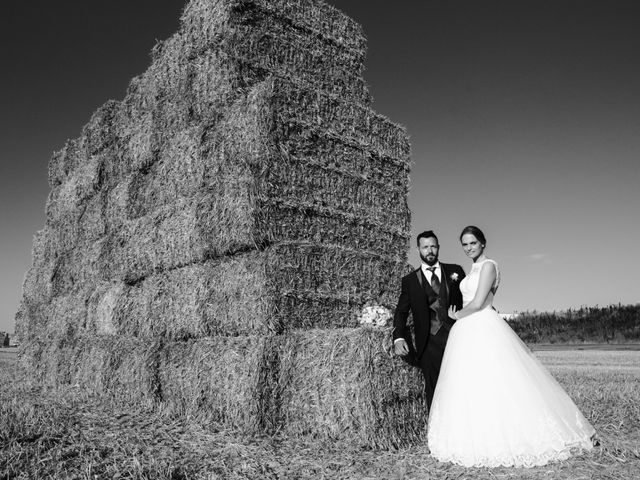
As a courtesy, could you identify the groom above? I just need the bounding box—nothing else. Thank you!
[393,230,465,409]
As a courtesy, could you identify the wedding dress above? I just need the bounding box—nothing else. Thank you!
[427,259,596,468]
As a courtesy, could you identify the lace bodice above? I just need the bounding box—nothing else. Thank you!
[460,258,500,308]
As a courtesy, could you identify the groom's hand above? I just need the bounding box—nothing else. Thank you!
[394,338,409,356]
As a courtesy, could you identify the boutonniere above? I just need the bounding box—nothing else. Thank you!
[450,273,460,282]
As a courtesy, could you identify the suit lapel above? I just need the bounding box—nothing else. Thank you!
[440,264,450,300]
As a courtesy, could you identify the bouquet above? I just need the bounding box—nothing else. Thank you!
[359,304,392,327]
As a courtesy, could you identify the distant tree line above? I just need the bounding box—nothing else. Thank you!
[507,304,640,344]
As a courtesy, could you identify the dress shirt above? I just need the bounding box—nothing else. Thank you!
[422,262,442,285]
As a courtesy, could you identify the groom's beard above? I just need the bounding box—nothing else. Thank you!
[420,253,438,266]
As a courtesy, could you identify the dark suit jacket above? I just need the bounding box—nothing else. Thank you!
[393,263,466,362]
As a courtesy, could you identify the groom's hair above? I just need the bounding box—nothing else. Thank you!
[417,230,439,246]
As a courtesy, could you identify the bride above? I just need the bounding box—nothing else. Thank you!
[427,226,597,468]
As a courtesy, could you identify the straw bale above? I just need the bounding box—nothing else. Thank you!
[158,335,272,430]
[147,34,240,120]
[219,13,364,73]
[88,145,125,191]
[47,148,65,189]
[44,155,104,225]
[117,127,207,220]
[81,100,121,155]
[45,1,376,186]
[258,200,409,257]
[13,301,42,344]
[47,137,88,188]
[266,243,405,305]
[180,0,366,62]
[194,77,410,197]
[97,191,407,285]
[44,190,107,258]
[99,103,409,230]
[86,282,125,336]
[104,88,167,181]
[78,188,107,241]
[48,104,119,193]
[101,182,255,282]
[282,129,410,191]
[86,242,403,339]
[18,335,163,404]
[195,77,408,165]
[45,288,93,340]
[273,327,427,449]
[223,38,368,105]
[109,253,270,338]
[183,49,245,124]
[200,22,369,102]
[17,3,418,447]
[122,73,158,113]
[92,79,410,278]
[31,328,426,448]
[17,327,426,449]
[18,333,275,431]
[53,62,408,223]
[259,156,409,228]
[50,237,109,297]
[104,173,140,225]
[267,79,409,159]
[17,340,76,386]
[21,260,56,307]
[14,284,90,347]
[143,26,369,129]
[70,335,163,404]
[30,229,52,269]
[213,79,410,182]
[101,74,208,188]
[147,34,194,105]
[15,282,93,349]
[14,301,26,341]
[119,108,159,173]
[123,130,409,231]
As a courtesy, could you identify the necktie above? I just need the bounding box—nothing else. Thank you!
[428,267,440,294]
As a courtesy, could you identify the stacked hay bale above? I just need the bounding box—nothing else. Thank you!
[16,0,425,448]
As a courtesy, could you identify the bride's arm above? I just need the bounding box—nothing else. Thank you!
[448,262,496,320]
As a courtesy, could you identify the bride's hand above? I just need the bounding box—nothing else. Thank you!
[448,306,458,320]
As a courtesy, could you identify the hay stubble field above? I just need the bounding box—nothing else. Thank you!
[1,346,639,479]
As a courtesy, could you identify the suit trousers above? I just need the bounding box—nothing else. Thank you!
[419,327,449,410]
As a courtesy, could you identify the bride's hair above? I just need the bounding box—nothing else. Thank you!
[460,225,487,246]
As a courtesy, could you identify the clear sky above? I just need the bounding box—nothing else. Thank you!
[1,1,639,333]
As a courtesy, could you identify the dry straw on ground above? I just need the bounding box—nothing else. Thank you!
[17,0,419,449]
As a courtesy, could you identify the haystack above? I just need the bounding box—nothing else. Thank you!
[22,328,425,449]
[17,0,422,449]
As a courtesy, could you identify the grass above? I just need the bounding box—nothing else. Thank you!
[1,347,639,479]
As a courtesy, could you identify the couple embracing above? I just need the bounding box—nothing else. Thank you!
[393,226,597,468]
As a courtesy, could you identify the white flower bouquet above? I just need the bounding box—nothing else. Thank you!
[359,304,392,327]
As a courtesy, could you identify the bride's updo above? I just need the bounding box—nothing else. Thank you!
[460,225,487,246]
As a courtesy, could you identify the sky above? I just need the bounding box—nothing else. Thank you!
[1,1,639,333]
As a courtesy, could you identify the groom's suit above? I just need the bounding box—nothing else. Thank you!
[393,262,465,409]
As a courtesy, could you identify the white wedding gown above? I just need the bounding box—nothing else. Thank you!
[427,259,596,468]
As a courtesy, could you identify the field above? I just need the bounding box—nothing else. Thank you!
[1,346,638,479]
